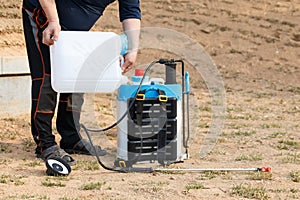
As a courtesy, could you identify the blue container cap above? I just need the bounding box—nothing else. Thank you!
[143,88,160,98]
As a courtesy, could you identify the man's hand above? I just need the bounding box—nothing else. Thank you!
[39,0,60,46]
[121,18,141,74]
[121,51,138,74]
[42,21,61,46]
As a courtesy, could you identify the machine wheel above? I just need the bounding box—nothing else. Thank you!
[45,157,71,176]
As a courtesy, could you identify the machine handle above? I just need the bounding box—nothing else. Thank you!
[184,72,190,94]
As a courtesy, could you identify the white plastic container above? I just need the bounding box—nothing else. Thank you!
[50,31,128,93]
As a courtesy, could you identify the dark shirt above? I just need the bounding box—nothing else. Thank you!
[23,0,141,22]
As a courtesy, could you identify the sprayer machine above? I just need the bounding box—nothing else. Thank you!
[114,59,190,168]
[46,32,271,175]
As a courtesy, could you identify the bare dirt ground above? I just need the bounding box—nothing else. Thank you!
[0,0,300,199]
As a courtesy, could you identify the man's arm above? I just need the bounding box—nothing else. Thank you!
[39,0,61,46]
[118,0,141,73]
[121,18,141,74]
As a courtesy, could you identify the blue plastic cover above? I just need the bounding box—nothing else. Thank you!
[118,84,182,101]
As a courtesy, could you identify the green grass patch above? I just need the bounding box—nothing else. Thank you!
[0,174,8,184]
[261,124,282,129]
[232,130,256,137]
[0,174,25,186]
[0,130,18,140]
[282,152,300,164]
[2,117,16,122]
[198,171,229,180]
[41,178,66,187]
[287,86,300,94]
[136,180,169,193]
[0,159,11,165]
[80,181,106,190]
[217,137,227,143]
[22,137,35,152]
[59,198,85,200]
[158,168,185,175]
[235,153,263,161]
[277,140,299,150]
[247,172,272,181]
[0,143,9,152]
[25,159,42,167]
[198,122,209,129]
[200,105,211,112]
[270,131,287,138]
[227,123,249,129]
[20,194,50,200]
[226,106,243,112]
[227,113,259,120]
[231,184,269,199]
[290,171,300,182]
[185,182,204,191]
[149,181,169,187]
[73,160,100,171]
[290,188,299,193]
[198,172,217,180]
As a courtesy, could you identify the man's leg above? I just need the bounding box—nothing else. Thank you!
[57,93,84,149]
[22,7,76,164]
[22,8,57,155]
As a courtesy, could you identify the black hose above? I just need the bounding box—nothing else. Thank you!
[81,60,159,173]
[81,124,123,172]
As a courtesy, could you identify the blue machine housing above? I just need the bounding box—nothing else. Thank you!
[116,82,184,167]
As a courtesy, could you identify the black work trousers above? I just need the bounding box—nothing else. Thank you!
[22,3,103,154]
